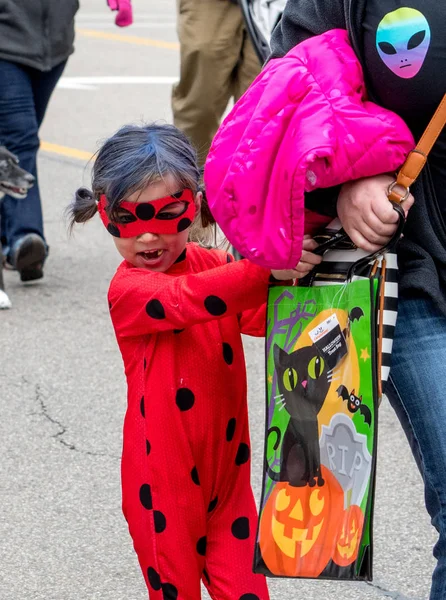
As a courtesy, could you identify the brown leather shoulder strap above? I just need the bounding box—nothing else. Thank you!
[388,93,446,203]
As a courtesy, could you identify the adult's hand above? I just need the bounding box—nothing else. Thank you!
[337,174,414,253]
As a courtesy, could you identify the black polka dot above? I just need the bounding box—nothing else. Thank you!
[162,583,178,600]
[108,300,112,309]
[203,568,211,585]
[239,595,260,600]
[140,396,145,418]
[204,295,227,316]
[173,329,185,334]
[223,343,234,365]
[226,418,236,441]
[191,467,200,485]
[235,443,250,465]
[146,439,151,455]
[154,510,166,533]
[146,299,166,319]
[107,223,121,237]
[177,218,192,232]
[176,388,195,411]
[139,484,153,509]
[208,496,218,512]
[196,536,207,556]
[147,567,161,590]
[231,517,250,540]
[135,203,155,220]
[144,357,147,369]
[248,205,257,215]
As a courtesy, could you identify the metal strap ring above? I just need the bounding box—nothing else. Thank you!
[387,181,410,203]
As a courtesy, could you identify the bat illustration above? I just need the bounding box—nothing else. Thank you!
[349,307,364,323]
[337,385,372,426]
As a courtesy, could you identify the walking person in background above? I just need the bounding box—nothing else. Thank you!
[0,0,132,283]
[0,0,79,282]
[68,122,321,598]
[270,2,446,597]
[172,0,261,165]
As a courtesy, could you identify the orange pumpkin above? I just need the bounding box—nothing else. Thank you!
[259,466,344,577]
[332,504,364,567]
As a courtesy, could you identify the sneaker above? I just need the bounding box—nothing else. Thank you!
[9,233,47,282]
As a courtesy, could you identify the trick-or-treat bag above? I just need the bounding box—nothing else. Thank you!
[254,93,446,582]
[255,277,378,581]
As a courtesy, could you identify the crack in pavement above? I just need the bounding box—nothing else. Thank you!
[34,383,120,460]
[364,580,422,599]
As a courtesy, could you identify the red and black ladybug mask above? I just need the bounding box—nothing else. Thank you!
[97,189,196,238]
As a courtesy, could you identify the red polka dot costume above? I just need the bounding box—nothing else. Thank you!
[108,242,272,600]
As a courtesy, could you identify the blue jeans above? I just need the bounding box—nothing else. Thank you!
[0,59,66,253]
[387,295,446,600]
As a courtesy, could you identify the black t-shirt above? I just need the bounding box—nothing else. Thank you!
[363,1,446,219]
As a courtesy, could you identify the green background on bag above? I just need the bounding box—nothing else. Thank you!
[261,278,378,575]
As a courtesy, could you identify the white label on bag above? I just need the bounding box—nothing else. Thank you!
[309,314,348,369]
[309,314,339,343]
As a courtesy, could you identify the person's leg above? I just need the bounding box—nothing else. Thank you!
[0,60,40,252]
[232,27,261,103]
[172,0,245,165]
[0,60,66,255]
[204,433,269,599]
[122,393,209,598]
[31,60,67,128]
[386,296,446,600]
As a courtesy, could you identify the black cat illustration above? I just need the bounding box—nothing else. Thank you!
[267,308,364,488]
[267,343,332,487]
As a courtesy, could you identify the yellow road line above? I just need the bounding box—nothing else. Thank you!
[77,28,179,50]
[40,141,94,162]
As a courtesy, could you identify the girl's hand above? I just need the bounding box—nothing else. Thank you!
[337,174,414,253]
[271,236,323,281]
[294,235,323,278]
[270,268,300,281]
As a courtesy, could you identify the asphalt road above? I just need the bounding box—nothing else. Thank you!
[0,1,437,599]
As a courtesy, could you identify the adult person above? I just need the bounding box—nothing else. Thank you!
[0,0,132,283]
[172,0,261,165]
[270,2,446,598]
[0,1,79,282]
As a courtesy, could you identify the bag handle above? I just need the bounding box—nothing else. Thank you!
[388,93,446,203]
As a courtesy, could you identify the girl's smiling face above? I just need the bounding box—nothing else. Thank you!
[112,174,201,272]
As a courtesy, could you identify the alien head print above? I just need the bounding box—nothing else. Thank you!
[376,7,431,79]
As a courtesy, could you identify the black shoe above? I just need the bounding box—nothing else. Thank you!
[9,233,47,282]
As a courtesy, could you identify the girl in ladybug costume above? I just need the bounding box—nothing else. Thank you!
[69,123,322,599]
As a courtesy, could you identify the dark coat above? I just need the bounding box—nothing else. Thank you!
[270,0,446,315]
[0,0,79,71]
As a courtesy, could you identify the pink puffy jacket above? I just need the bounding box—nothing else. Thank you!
[204,29,415,269]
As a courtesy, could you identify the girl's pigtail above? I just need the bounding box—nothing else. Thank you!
[67,187,98,233]
[188,167,217,247]
[199,184,216,228]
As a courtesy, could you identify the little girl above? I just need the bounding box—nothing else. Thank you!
[69,123,321,599]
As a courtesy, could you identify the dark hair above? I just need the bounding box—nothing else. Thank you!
[67,123,215,241]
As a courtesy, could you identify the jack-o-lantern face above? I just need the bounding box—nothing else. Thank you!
[332,504,364,567]
[259,466,343,577]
